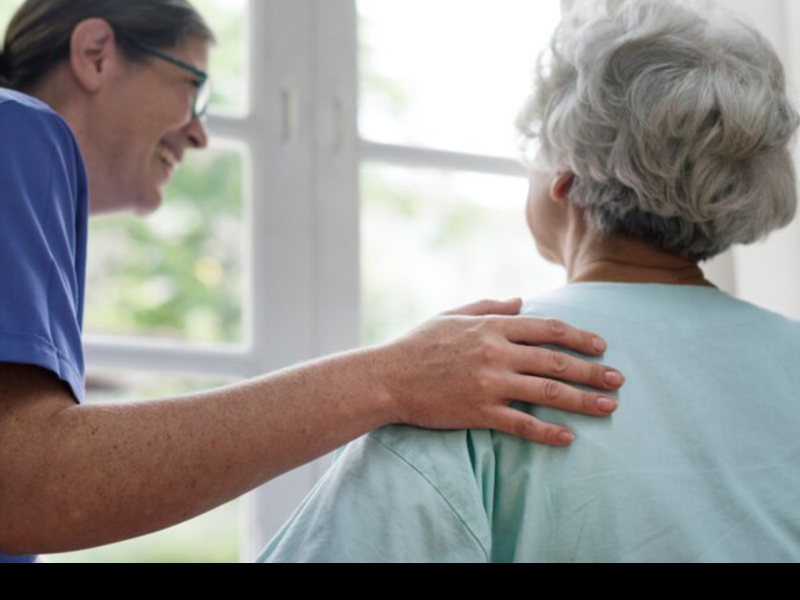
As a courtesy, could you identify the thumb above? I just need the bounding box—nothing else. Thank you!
[443,298,523,317]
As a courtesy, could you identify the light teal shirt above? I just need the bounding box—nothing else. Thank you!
[258,283,800,563]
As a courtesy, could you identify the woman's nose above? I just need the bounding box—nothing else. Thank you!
[184,116,209,150]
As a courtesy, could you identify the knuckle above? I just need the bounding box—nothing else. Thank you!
[477,371,502,394]
[543,380,562,405]
[543,427,560,446]
[514,418,537,440]
[583,394,597,413]
[547,319,568,338]
[548,351,569,375]
[472,317,499,336]
[477,339,504,363]
[591,363,607,386]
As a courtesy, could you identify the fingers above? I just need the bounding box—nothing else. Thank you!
[510,346,625,393]
[505,374,620,417]
[501,317,607,357]
[443,298,523,317]
[488,407,575,447]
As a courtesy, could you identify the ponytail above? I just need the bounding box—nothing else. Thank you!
[0,50,11,87]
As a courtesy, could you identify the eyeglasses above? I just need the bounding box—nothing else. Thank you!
[128,39,212,120]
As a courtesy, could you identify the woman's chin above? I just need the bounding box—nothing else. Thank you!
[134,188,164,216]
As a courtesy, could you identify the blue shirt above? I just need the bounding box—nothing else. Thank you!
[259,283,800,563]
[0,88,89,564]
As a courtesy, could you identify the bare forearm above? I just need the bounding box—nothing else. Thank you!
[3,346,395,554]
[1,299,624,555]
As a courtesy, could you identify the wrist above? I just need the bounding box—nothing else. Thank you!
[359,343,405,427]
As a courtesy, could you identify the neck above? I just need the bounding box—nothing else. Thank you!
[561,224,716,289]
[27,71,109,216]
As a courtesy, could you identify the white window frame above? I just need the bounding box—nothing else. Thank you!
[82,0,363,562]
[80,0,532,560]
[82,0,800,561]
[242,0,548,558]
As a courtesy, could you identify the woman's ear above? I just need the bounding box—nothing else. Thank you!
[69,19,118,93]
[549,172,575,206]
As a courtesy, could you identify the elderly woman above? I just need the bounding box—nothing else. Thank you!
[257,0,800,563]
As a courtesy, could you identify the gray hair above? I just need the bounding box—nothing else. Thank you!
[518,0,800,261]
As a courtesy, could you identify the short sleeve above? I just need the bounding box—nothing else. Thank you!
[256,435,489,564]
[0,98,89,404]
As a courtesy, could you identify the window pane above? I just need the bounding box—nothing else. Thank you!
[359,0,562,157]
[193,0,250,116]
[86,144,247,346]
[47,370,241,564]
[362,164,566,345]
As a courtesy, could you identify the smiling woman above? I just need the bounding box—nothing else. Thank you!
[0,0,214,215]
[0,0,248,348]
[0,0,245,563]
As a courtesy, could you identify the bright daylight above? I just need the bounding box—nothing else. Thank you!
[1,0,800,563]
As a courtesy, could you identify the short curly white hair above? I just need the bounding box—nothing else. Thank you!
[518,0,800,261]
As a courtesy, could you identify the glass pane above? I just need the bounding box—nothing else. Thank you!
[0,0,248,116]
[359,0,562,157]
[362,164,566,345]
[86,144,247,346]
[193,0,249,116]
[47,370,242,563]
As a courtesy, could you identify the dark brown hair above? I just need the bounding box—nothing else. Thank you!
[0,0,214,91]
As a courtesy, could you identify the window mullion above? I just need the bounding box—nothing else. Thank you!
[361,140,528,178]
[244,0,339,560]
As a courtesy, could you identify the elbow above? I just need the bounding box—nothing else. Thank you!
[0,485,73,556]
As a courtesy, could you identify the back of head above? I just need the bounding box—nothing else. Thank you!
[518,0,800,261]
[0,0,213,92]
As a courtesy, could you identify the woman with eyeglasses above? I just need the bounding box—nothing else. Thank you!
[0,0,626,563]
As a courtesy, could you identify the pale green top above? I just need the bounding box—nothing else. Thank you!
[258,284,800,563]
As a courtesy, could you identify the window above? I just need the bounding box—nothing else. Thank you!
[5,0,795,563]
[81,0,253,563]
[360,0,567,346]
[85,0,251,355]
[248,0,569,556]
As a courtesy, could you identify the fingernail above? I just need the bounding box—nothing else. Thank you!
[593,337,607,353]
[559,431,576,445]
[597,397,618,413]
[605,371,624,387]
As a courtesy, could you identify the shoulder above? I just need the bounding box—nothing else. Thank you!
[367,425,495,544]
[369,425,478,470]
[0,87,57,115]
[0,88,86,205]
[0,88,77,151]
[262,429,493,563]
[349,426,480,494]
